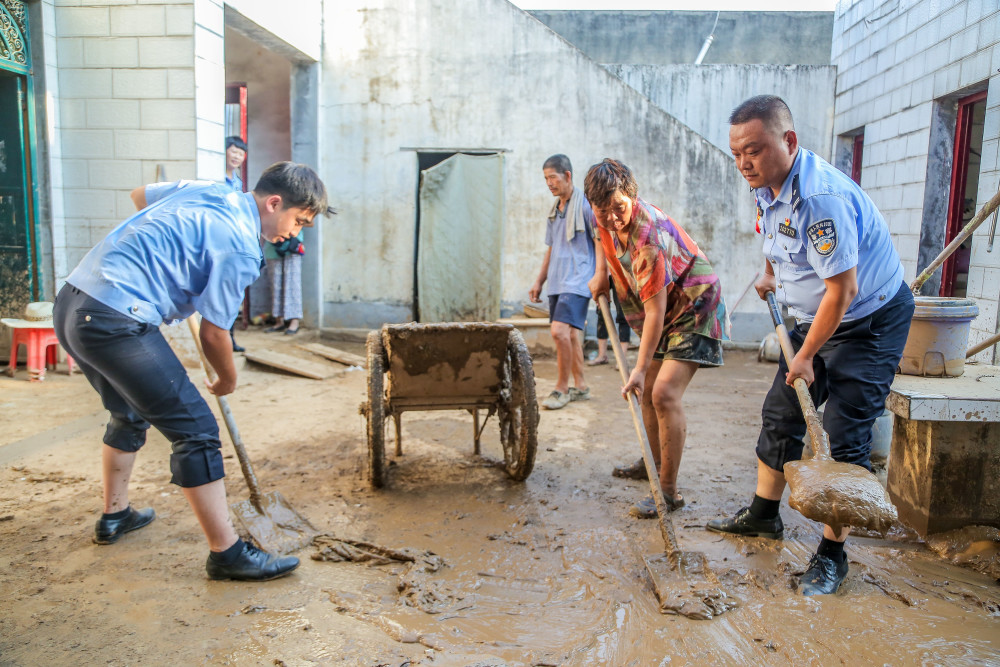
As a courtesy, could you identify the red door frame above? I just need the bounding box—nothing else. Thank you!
[851,133,864,185]
[942,90,987,296]
[225,83,248,190]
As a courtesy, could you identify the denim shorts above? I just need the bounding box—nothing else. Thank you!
[548,293,589,331]
[53,284,225,488]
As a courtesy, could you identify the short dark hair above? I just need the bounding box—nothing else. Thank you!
[543,154,572,176]
[253,162,330,217]
[729,95,794,133]
[225,136,248,152]
[583,159,637,209]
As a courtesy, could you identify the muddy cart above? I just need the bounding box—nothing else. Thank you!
[362,322,538,488]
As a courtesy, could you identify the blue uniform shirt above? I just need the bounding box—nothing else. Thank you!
[755,148,904,323]
[226,171,243,193]
[67,181,263,329]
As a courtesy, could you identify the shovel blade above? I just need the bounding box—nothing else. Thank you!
[231,491,317,555]
[643,553,739,620]
[785,459,897,535]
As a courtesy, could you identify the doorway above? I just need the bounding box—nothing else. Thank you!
[941,91,986,297]
[0,61,38,319]
[415,152,505,322]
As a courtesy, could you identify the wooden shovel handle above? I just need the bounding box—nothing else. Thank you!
[186,316,264,507]
[597,295,680,558]
[764,292,831,460]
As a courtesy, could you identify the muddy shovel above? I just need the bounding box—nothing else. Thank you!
[187,316,316,554]
[597,295,736,620]
[765,292,897,535]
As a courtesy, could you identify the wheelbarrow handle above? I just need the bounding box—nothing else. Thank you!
[186,316,264,507]
[764,292,830,460]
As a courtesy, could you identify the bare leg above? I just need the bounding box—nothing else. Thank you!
[182,479,240,552]
[639,359,663,471]
[102,445,137,513]
[649,360,698,500]
[286,318,300,332]
[551,321,573,393]
[593,338,608,362]
[569,328,587,391]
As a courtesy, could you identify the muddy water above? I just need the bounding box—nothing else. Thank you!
[2,345,998,665]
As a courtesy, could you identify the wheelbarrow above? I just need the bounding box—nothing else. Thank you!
[361,322,539,488]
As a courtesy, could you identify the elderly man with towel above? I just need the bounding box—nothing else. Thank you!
[529,154,596,410]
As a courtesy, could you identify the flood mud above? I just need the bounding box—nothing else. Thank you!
[1,336,998,665]
[784,459,898,534]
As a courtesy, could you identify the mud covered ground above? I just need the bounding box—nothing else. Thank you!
[1,329,998,666]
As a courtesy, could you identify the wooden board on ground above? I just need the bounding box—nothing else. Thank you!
[245,348,340,380]
[297,342,366,368]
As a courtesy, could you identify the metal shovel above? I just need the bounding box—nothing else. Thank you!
[597,295,736,620]
[187,316,316,554]
[765,292,897,535]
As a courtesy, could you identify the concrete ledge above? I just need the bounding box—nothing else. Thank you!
[498,316,555,356]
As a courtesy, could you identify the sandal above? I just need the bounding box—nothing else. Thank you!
[587,357,609,366]
[265,323,288,333]
[628,493,685,519]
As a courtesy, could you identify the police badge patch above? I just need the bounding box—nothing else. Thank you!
[806,219,837,256]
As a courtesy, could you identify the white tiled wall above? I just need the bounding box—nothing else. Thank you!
[832,0,1000,363]
[46,0,203,280]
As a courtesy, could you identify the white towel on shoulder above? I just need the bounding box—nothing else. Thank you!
[548,186,587,242]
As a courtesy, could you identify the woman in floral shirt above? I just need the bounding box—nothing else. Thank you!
[585,159,729,519]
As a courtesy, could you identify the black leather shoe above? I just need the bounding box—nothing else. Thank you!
[206,542,300,581]
[94,506,156,544]
[705,506,784,539]
[612,458,649,480]
[798,553,848,596]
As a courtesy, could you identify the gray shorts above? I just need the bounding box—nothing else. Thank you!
[653,332,723,368]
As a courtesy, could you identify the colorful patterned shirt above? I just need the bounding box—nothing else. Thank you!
[597,198,727,341]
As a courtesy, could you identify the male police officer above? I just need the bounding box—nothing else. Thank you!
[709,96,914,595]
[54,162,328,581]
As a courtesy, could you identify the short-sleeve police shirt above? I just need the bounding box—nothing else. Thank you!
[67,180,263,329]
[754,149,904,323]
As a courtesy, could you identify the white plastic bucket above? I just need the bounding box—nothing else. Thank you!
[899,297,979,377]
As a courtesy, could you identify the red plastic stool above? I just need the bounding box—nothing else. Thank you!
[6,327,76,382]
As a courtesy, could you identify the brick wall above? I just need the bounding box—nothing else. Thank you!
[46,0,225,280]
[832,0,1000,363]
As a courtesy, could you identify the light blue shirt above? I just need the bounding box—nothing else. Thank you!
[755,148,904,323]
[226,171,243,193]
[544,196,596,298]
[67,181,263,329]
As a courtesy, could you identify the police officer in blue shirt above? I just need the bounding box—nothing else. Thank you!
[54,162,329,582]
[707,96,914,595]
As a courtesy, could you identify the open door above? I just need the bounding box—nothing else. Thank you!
[416,153,504,322]
[941,91,986,297]
[0,71,37,318]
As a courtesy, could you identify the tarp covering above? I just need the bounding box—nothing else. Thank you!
[417,153,504,322]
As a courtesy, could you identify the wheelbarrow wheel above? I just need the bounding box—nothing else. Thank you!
[366,331,388,488]
[499,329,538,481]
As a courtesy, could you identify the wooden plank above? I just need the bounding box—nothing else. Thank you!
[244,348,337,380]
[296,342,366,368]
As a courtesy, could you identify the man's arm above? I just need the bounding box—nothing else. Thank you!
[588,242,610,299]
[621,287,667,399]
[130,186,147,211]
[785,267,858,387]
[528,247,552,303]
[200,319,238,396]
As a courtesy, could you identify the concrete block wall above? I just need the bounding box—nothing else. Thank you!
[606,64,838,161]
[320,0,757,332]
[42,0,228,284]
[832,0,1000,363]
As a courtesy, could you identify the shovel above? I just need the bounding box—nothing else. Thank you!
[187,316,316,554]
[597,295,736,620]
[764,292,897,535]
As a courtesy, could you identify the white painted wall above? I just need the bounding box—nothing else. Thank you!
[606,64,838,161]
[224,0,321,62]
[832,0,1000,363]
[319,0,757,332]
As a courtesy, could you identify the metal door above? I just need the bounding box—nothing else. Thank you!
[0,71,35,318]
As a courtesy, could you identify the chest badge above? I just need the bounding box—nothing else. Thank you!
[806,218,837,256]
[778,219,797,238]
